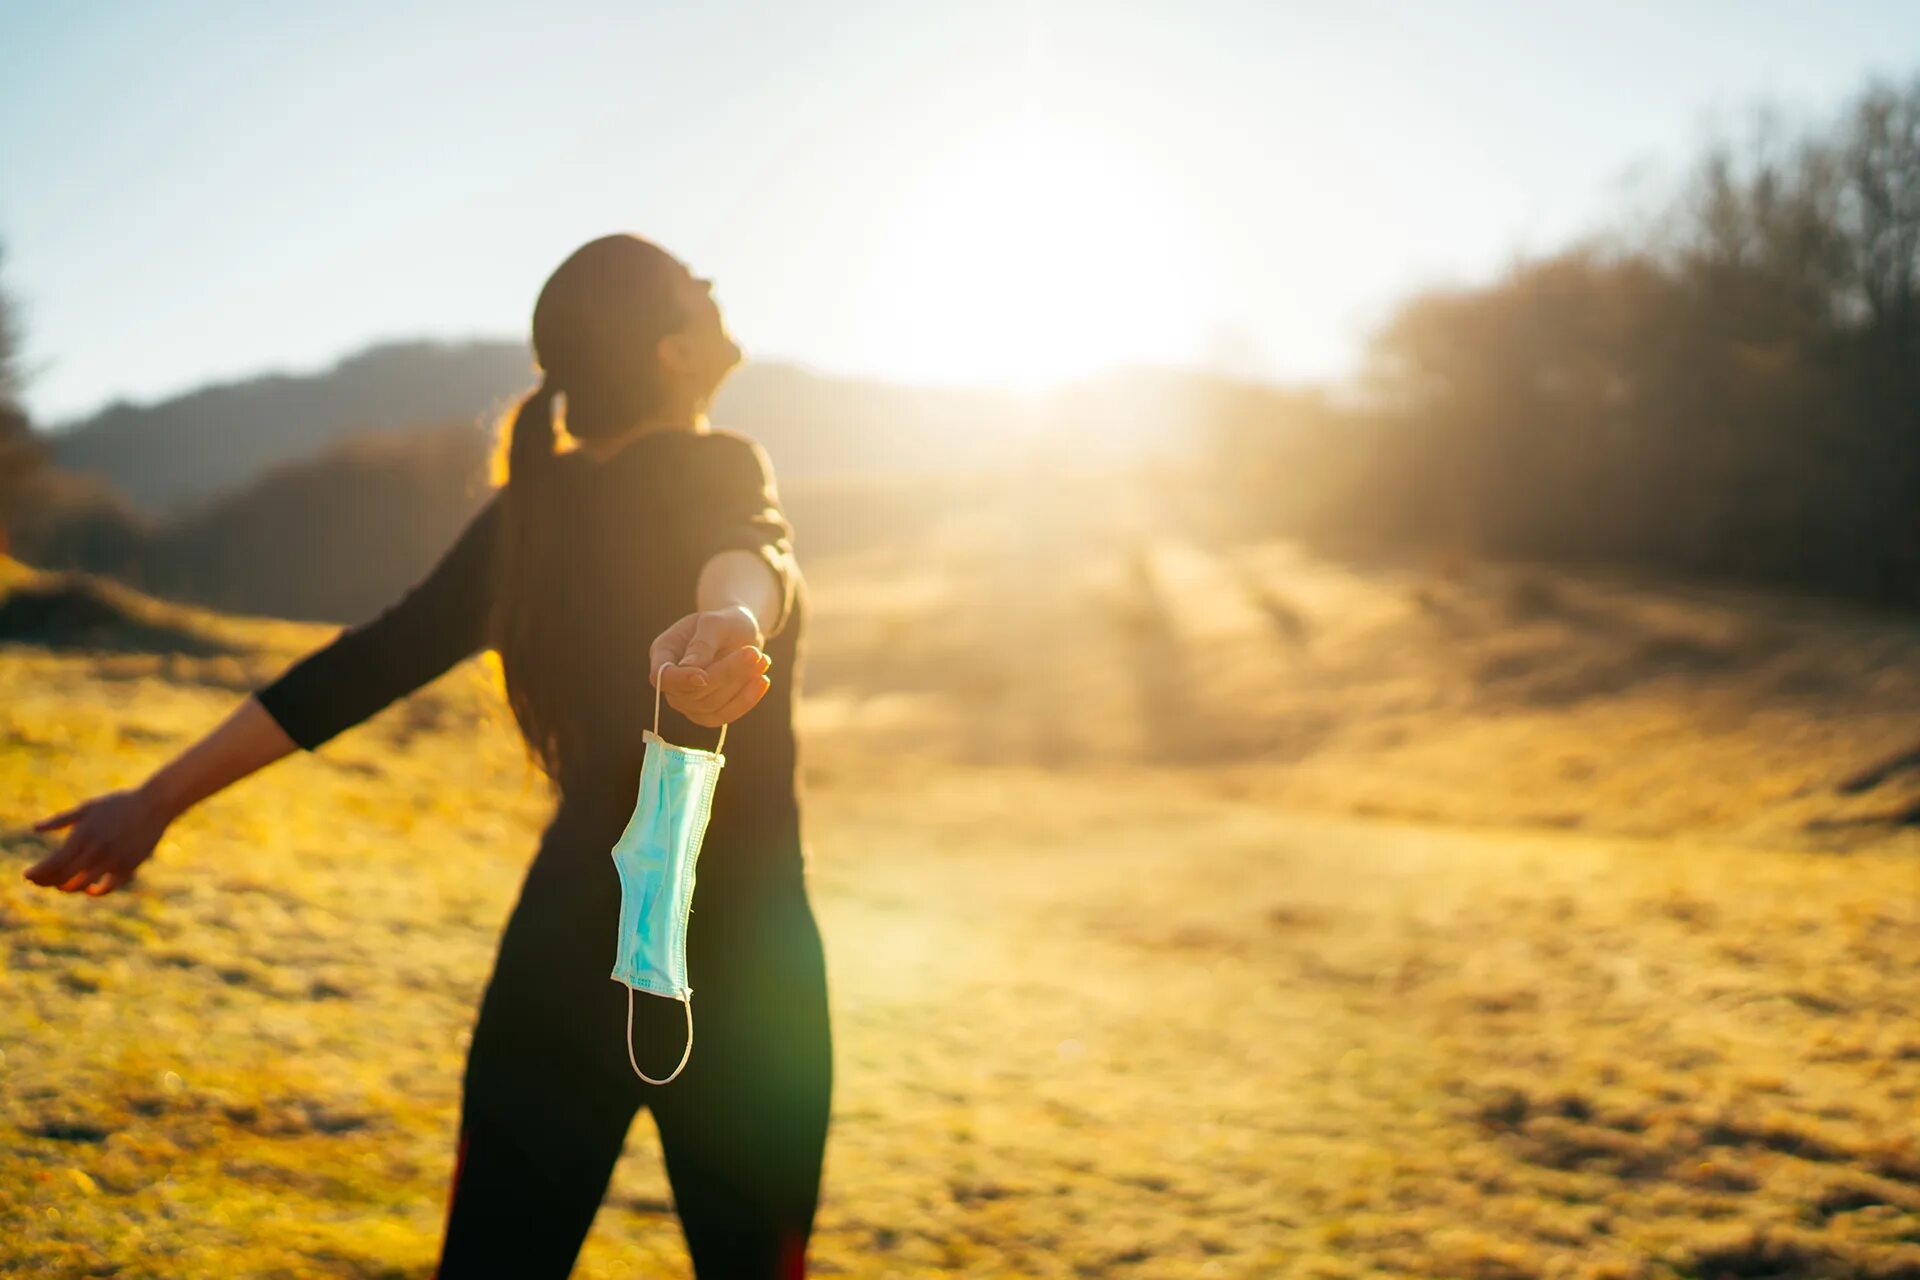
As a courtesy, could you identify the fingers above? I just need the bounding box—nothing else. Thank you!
[26,837,137,895]
[33,803,85,832]
[648,613,699,684]
[656,608,760,678]
[658,663,711,708]
[665,649,770,720]
[24,835,88,887]
[663,654,744,716]
[707,644,768,687]
[703,673,772,727]
[29,848,105,894]
[85,869,129,896]
[673,646,768,716]
[681,613,725,670]
[672,671,768,729]
[25,800,94,885]
[682,606,762,669]
[29,842,99,892]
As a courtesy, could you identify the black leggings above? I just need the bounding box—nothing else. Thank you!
[432,803,834,1278]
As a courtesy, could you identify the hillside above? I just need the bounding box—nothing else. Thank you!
[791,467,1920,856]
[46,341,534,519]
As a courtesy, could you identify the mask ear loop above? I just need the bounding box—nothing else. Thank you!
[654,660,727,755]
[626,985,693,1086]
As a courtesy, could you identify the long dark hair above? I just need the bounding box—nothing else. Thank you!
[485,234,696,786]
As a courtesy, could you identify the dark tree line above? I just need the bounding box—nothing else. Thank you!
[1222,72,1920,608]
[0,239,48,551]
[0,236,155,572]
[12,416,497,625]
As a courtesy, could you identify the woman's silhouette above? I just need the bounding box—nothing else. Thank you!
[24,234,834,1279]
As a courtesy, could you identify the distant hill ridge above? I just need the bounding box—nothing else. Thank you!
[48,340,532,518]
[45,337,1224,519]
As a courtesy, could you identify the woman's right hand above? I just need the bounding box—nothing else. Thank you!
[22,786,172,896]
[648,604,773,728]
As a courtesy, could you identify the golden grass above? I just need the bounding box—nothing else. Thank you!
[3,474,1919,1277]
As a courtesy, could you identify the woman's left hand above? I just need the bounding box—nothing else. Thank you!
[23,786,172,895]
[648,605,773,727]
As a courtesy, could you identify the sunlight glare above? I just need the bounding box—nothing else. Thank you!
[852,117,1211,391]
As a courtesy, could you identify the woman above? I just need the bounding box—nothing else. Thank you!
[23,234,834,1279]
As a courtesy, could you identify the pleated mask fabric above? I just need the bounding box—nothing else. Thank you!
[608,661,727,1085]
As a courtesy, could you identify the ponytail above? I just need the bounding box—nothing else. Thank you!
[501,371,562,488]
[486,372,572,785]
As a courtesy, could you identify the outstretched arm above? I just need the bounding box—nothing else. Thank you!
[253,488,504,752]
[23,488,505,895]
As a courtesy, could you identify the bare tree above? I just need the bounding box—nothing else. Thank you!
[0,237,49,552]
[1218,69,1920,608]
[1832,75,1920,383]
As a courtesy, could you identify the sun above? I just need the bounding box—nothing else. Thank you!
[851,115,1213,391]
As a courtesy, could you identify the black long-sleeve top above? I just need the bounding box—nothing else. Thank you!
[251,426,808,882]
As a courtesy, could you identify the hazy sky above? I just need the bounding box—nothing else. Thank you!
[3,0,1917,427]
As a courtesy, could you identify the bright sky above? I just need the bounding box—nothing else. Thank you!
[3,0,1917,427]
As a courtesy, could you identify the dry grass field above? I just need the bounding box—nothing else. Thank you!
[3,468,1918,1278]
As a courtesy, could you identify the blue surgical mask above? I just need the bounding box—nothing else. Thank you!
[609,662,727,1085]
